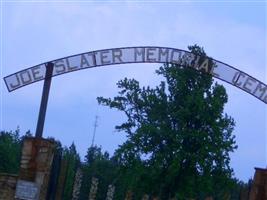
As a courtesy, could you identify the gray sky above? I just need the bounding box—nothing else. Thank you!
[1,1,266,182]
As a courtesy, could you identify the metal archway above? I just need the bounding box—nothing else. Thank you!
[4,46,267,104]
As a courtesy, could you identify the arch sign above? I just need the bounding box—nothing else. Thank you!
[3,46,267,104]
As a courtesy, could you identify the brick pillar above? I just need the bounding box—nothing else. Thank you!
[0,173,18,200]
[18,137,55,200]
[249,167,267,200]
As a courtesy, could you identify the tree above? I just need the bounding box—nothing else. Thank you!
[62,142,81,200]
[97,45,237,199]
[47,137,63,200]
[79,145,118,200]
[0,128,21,174]
[84,145,109,165]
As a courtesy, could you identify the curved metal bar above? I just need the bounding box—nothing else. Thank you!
[3,46,267,104]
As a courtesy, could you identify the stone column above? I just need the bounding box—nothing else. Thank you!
[124,190,133,200]
[18,137,55,200]
[88,177,99,200]
[106,184,115,200]
[142,194,149,200]
[72,168,83,200]
[205,197,213,200]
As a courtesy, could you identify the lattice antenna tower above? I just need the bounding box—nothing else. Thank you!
[91,115,98,147]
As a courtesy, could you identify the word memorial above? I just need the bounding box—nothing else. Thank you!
[4,46,267,104]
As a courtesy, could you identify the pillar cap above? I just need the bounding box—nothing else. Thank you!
[254,167,267,171]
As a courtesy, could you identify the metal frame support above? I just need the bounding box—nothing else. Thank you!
[35,62,54,138]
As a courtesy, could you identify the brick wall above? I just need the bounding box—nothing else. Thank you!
[0,173,18,200]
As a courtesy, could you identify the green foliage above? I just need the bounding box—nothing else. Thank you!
[80,145,118,200]
[47,137,63,200]
[229,179,251,200]
[0,128,22,174]
[62,142,81,200]
[97,45,238,199]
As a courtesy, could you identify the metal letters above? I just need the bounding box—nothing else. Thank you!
[3,46,267,104]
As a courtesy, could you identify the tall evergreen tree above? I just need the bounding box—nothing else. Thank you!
[79,146,118,200]
[47,137,63,200]
[62,142,81,200]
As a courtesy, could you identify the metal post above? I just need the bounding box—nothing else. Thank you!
[35,62,54,138]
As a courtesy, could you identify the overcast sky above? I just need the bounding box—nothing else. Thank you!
[1,0,266,182]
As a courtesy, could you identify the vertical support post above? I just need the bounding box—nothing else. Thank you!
[35,62,54,138]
